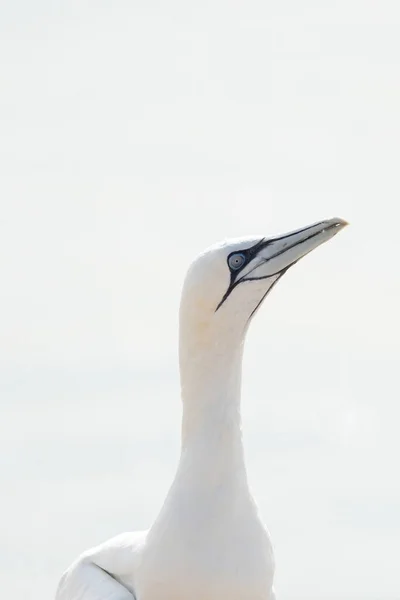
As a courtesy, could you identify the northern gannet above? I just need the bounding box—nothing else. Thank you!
[55,217,347,600]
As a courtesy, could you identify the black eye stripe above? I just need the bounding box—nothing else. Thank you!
[226,237,266,276]
[215,238,267,312]
[216,223,324,313]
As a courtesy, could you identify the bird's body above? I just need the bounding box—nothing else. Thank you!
[56,218,347,600]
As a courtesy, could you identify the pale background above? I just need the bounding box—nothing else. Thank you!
[0,1,399,599]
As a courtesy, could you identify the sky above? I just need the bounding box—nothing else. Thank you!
[0,1,399,599]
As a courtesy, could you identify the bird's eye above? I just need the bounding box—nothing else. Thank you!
[228,253,246,270]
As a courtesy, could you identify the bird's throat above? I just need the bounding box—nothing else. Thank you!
[178,335,248,493]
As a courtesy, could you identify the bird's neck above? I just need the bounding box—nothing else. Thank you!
[178,329,248,490]
[147,326,256,541]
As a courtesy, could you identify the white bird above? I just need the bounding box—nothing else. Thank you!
[55,217,347,600]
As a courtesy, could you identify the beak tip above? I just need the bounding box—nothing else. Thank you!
[328,217,349,230]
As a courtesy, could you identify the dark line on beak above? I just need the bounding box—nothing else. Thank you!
[215,221,336,314]
[265,221,342,263]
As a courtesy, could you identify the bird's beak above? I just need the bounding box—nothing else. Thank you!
[215,217,348,313]
[239,217,348,281]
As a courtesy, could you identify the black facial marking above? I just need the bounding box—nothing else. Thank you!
[215,238,267,312]
[226,237,267,282]
[214,224,319,313]
[246,267,289,322]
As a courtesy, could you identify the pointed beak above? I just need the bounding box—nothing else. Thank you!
[215,218,348,313]
[239,217,348,281]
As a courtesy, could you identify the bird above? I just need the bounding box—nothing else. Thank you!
[55,217,348,600]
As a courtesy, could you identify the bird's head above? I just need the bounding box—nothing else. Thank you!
[179,218,348,349]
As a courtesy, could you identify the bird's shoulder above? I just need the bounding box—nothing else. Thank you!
[82,530,147,571]
[55,530,147,600]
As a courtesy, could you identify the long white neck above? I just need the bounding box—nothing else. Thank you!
[177,323,249,493]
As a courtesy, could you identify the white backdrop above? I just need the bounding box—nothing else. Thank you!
[0,1,399,599]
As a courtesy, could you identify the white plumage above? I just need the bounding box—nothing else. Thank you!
[56,218,347,600]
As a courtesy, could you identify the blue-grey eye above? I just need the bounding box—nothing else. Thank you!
[228,253,246,270]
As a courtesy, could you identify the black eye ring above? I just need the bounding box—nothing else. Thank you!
[228,253,246,270]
